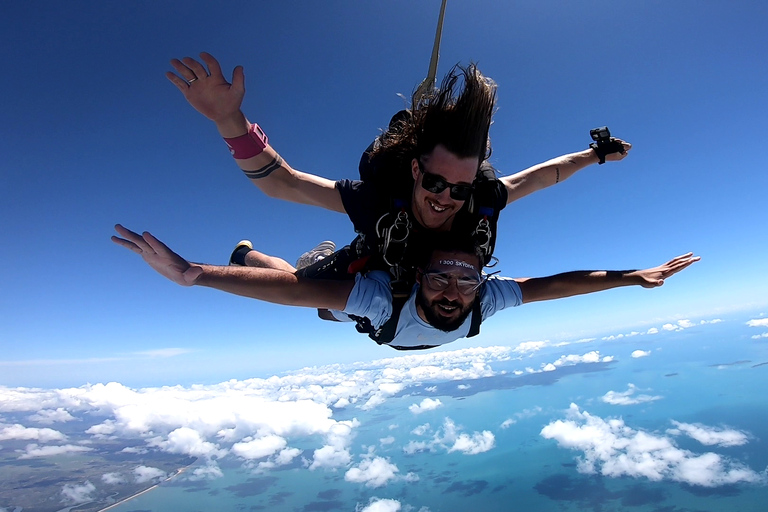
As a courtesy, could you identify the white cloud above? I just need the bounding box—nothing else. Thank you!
[357,497,402,512]
[61,481,95,504]
[411,423,430,436]
[662,324,680,331]
[647,327,659,334]
[668,421,749,447]
[404,418,495,456]
[501,407,543,428]
[752,333,768,339]
[0,423,66,442]
[601,384,662,406]
[631,350,651,358]
[409,398,442,415]
[513,341,548,354]
[18,443,92,459]
[677,320,695,328]
[150,427,226,459]
[345,456,399,488]
[101,472,125,485]
[457,384,470,390]
[449,430,495,455]
[379,436,395,446]
[231,434,287,460]
[403,440,430,455]
[190,461,224,480]
[309,444,352,470]
[133,465,166,484]
[541,404,764,487]
[747,318,768,327]
[133,466,168,484]
[27,408,75,424]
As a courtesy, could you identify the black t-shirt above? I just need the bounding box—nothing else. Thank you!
[335,177,508,270]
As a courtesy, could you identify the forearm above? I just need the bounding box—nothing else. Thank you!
[213,114,346,212]
[518,269,639,303]
[194,265,351,310]
[502,149,598,203]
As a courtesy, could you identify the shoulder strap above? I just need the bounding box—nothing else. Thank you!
[467,296,482,338]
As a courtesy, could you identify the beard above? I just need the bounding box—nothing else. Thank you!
[416,292,474,332]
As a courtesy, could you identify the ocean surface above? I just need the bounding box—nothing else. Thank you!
[94,311,768,512]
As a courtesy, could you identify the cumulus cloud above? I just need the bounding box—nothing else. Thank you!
[357,497,402,512]
[668,421,749,447]
[647,327,659,334]
[601,384,662,406]
[101,472,126,485]
[631,350,651,358]
[409,398,442,415]
[411,423,430,436]
[149,427,226,459]
[190,460,224,480]
[379,436,395,446]
[133,465,167,484]
[500,419,515,429]
[403,418,494,456]
[0,423,67,443]
[309,444,352,470]
[747,318,768,327]
[449,430,495,455]
[61,481,96,504]
[512,341,548,354]
[541,404,764,487]
[231,434,287,460]
[27,408,75,424]
[752,333,768,339]
[18,443,92,459]
[345,455,400,488]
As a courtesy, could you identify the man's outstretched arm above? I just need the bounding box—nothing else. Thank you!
[500,140,632,205]
[166,52,345,212]
[111,224,352,310]
[515,253,700,304]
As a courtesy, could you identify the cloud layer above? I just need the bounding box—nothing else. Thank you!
[541,404,764,487]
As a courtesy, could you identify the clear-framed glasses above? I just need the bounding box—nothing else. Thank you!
[422,270,485,295]
[417,160,474,201]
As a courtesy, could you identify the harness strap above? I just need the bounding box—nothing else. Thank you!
[467,295,482,338]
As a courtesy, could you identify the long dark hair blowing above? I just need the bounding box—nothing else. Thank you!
[369,63,498,190]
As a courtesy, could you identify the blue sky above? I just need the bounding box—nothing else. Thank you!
[2,0,767,388]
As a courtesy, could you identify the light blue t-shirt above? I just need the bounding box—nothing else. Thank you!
[338,271,523,349]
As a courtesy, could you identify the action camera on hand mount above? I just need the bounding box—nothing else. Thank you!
[589,126,625,164]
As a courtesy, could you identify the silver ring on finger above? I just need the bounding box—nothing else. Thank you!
[187,77,198,84]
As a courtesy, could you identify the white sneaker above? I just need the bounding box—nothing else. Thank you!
[295,241,336,269]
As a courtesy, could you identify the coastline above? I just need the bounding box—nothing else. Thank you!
[96,464,191,512]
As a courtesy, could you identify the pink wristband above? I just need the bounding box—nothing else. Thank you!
[223,123,269,159]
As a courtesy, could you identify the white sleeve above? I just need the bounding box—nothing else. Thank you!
[480,276,523,320]
[341,271,394,329]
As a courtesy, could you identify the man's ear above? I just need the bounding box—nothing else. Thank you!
[411,158,420,181]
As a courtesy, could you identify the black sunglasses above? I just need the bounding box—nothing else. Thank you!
[417,160,474,201]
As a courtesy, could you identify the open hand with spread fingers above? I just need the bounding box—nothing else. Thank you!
[111,224,202,286]
[166,52,245,124]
